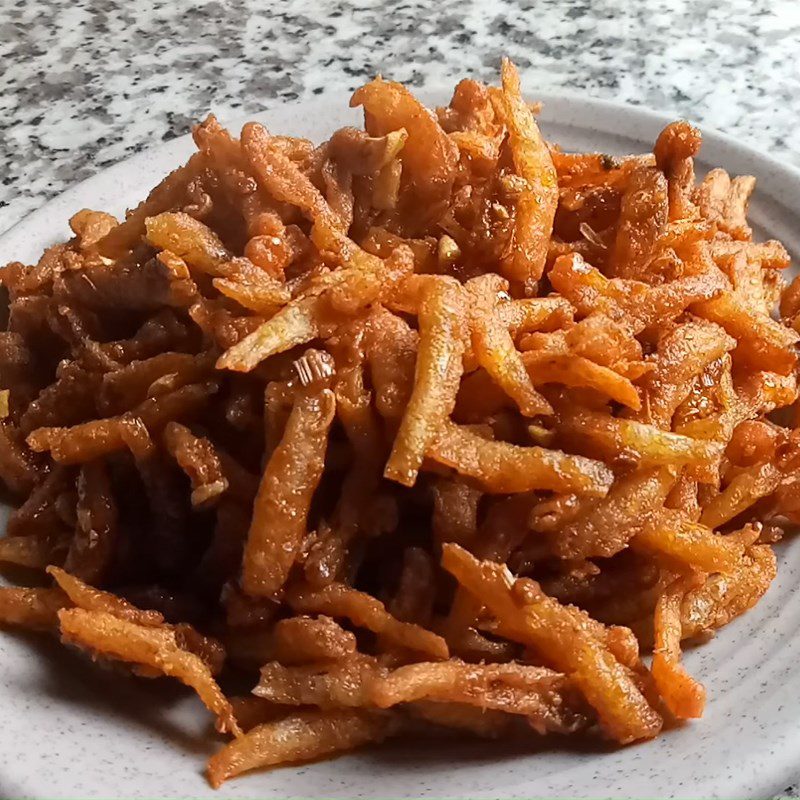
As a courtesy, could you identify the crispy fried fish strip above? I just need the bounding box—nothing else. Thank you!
[384,277,467,486]
[441,544,661,743]
[496,58,558,288]
[58,608,240,735]
[207,710,396,787]
[242,386,335,597]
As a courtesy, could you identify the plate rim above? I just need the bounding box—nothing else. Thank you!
[3,85,800,244]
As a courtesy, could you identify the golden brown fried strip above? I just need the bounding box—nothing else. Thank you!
[652,578,706,719]
[562,314,644,371]
[49,567,225,674]
[693,290,799,376]
[428,419,613,496]
[96,152,205,258]
[58,608,240,736]
[242,385,335,597]
[99,352,213,415]
[632,510,744,574]
[287,582,448,660]
[407,701,515,738]
[364,306,418,423]
[163,422,229,507]
[145,213,290,310]
[551,151,656,186]
[654,120,701,222]
[64,460,117,583]
[466,274,551,417]
[521,350,640,412]
[217,247,412,373]
[216,297,321,373]
[0,587,68,630]
[631,510,744,573]
[441,544,661,743]
[612,167,669,279]
[207,710,396,788]
[271,615,358,665]
[351,77,458,217]
[374,660,588,732]
[697,169,757,240]
[497,296,573,337]
[385,277,468,486]
[213,278,289,315]
[725,248,774,317]
[304,334,385,586]
[679,545,776,639]
[255,655,377,708]
[322,157,354,232]
[698,462,782,529]
[0,532,68,569]
[255,657,589,733]
[556,407,723,483]
[696,168,729,228]
[329,126,408,175]
[27,382,218,464]
[549,251,729,335]
[69,209,119,251]
[241,122,340,237]
[552,467,676,559]
[632,319,736,429]
[145,211,231,271]
[221,697,293,733]
[712,239,789,271]
[47,567,164,626]
[495,59,558,288]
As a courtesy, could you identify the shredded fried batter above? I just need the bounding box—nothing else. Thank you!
[0,58,796,786]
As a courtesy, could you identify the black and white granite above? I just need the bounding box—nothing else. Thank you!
[2,0,800,233]
[1,0,800,795]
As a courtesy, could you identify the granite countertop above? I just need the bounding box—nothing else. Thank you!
[2,0,800,233]
[1,0,799,796]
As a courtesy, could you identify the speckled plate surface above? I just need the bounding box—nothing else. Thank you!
[1,91,800,800]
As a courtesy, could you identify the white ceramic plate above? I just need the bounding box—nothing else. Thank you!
[1,90,800,800]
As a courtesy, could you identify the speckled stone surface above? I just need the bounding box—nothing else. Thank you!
[1,0,800,796]
[2,0,800,235]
